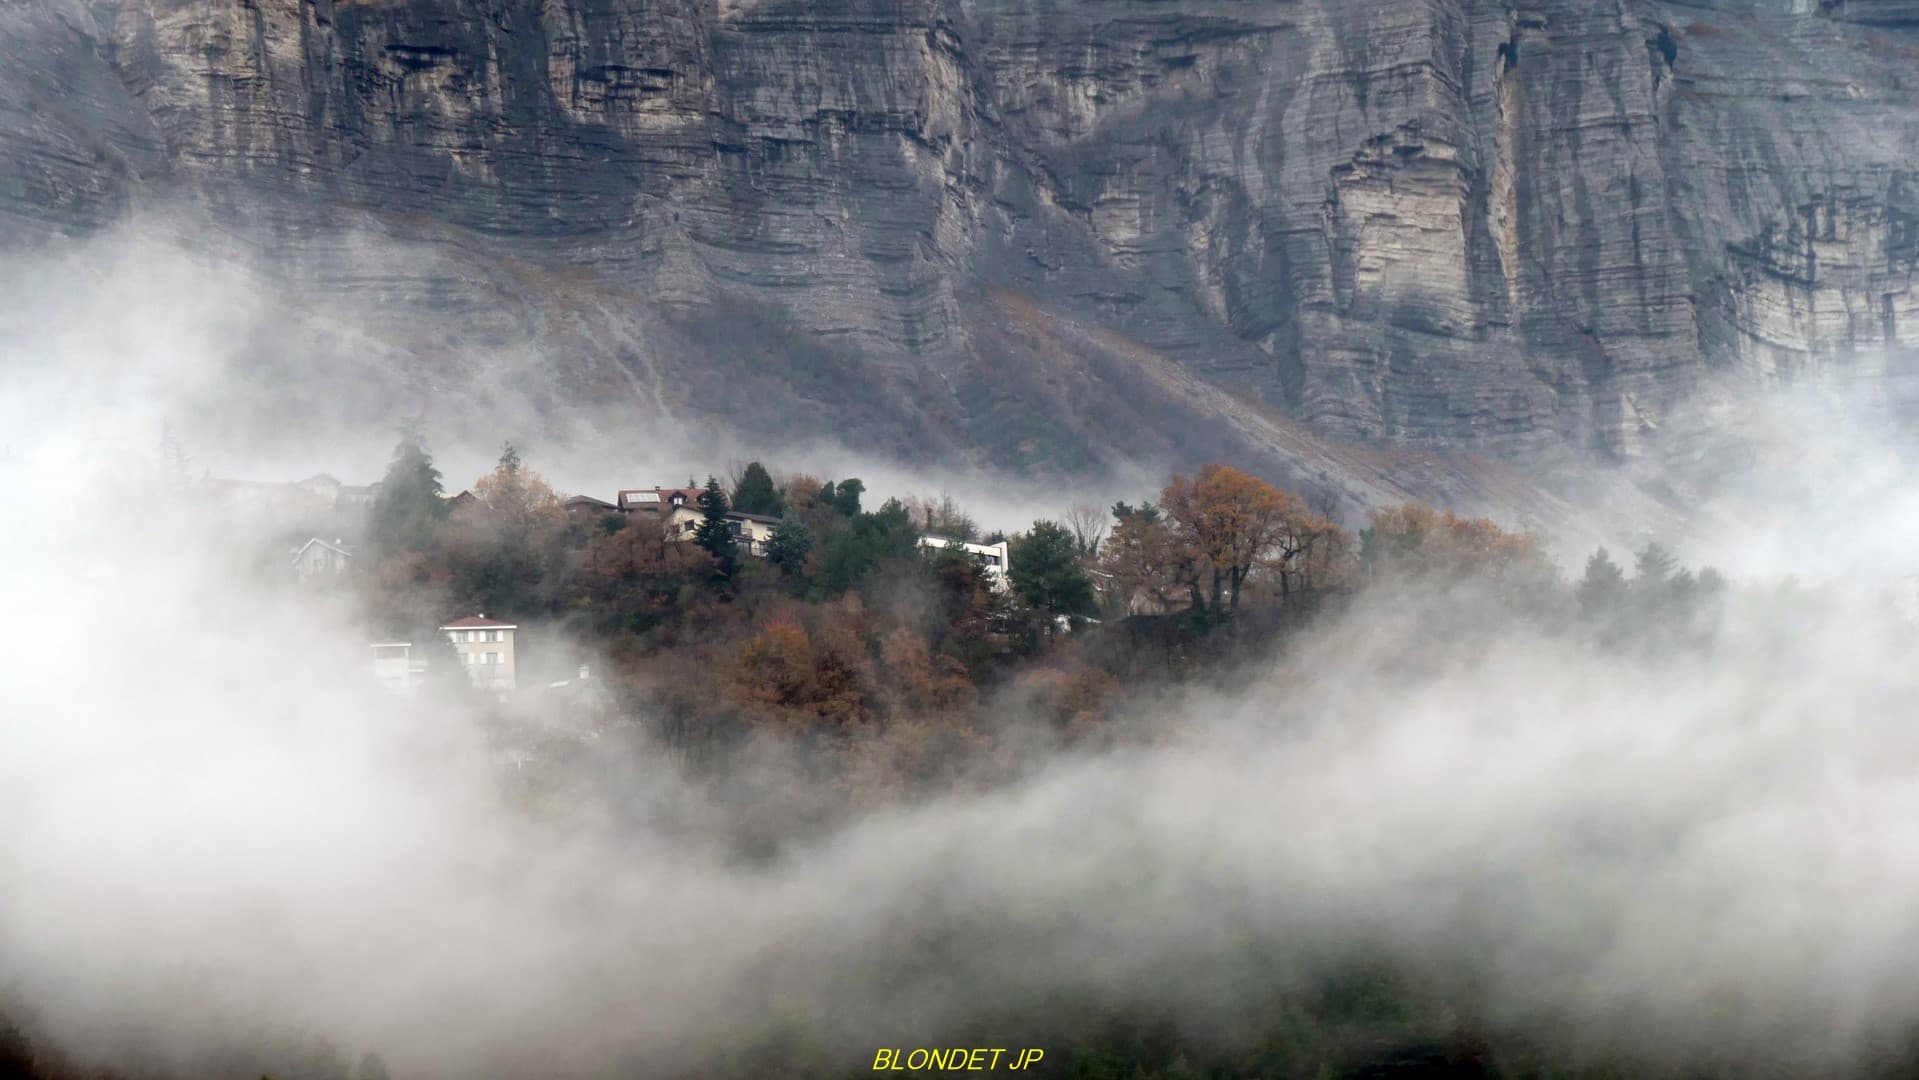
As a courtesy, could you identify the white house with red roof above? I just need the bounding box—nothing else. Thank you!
[440,613,518,691]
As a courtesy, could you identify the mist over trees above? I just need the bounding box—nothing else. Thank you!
[5,435,1811,1080]
[325,441,1745,806]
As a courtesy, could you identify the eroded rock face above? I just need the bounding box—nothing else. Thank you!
[2,0,1917,475]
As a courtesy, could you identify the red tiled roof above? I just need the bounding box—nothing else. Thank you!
[440,614,516,629]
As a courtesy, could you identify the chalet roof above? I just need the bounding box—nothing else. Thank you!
[297,473,342,487]
[618,487,702,510]
[727,510,782,524]
[440,614,517,630]
[565,494,619,509]
[292,537,353,558]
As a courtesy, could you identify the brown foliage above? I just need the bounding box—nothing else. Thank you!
[1098,511,1184,616]
[1160,464,1351,612]
[472,460,563,533]
[1363,503,1556,596]
[579,516,709,608]
[877,627,977,716]
[902,493,978,542]
[728,605,875,735]
[1011,663,1120,739]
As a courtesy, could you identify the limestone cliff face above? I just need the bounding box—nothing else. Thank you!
[3,0,1918,482]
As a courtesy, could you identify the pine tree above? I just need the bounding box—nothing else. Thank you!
[1633,541,1678,590]
[766,515,814,577]
[731,461,785,516]
[1577,547,1628,625]
[692,476,737,577]
[1010,520,1097,629]
[831,477,865,517]
[369,433,448,555]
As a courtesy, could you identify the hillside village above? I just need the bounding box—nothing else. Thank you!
[176,438,1782,796]
[245,463,1016,700]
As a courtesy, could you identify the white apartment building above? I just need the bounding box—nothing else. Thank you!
[919,534,1011,590]
[440,614,518,691]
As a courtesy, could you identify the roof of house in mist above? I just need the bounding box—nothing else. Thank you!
[297,473,342,488]
[292,537,352,558]
[564,494,618,510]
[441,614,517,629]
[618,487,702,509]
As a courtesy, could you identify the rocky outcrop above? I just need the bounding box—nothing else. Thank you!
[2,0,1917,483]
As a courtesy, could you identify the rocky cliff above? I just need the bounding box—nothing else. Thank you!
[3,0,1917,499]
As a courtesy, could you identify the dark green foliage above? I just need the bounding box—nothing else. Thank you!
[0,1010,33,1080]
[1576,547,1628,625]
[1632,542,1678,591]
[923,545,1011,680]
[416,627,478,703]
[1578,543,1729,651]
[449,544,544,618]
[1111,500,1160,525]
[693,476,737,578]
[732,462,785,517]
[766,516,814,577]
[831,478,865,517]
[816,497,918,596]
[368,435,448,555]
[1011,520,1097,624]
[816,477,866,517]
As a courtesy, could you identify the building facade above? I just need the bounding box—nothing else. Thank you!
[440,614,518,691]
[919,535,1011,590]
[370,641,426,696]
[292,537,353,580]
[617,487,778,556]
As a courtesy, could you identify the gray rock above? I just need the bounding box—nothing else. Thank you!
[2,0,1915,500]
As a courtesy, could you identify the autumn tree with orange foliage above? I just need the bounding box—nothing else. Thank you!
[1360,502,1557,602]
[841,630,991,804]
[471,442,563,532]
[876,627,976,716]
[1159,464,1349,615]
[728,602,875,737]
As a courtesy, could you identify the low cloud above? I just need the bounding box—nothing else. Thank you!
[4,230,1919,1080]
